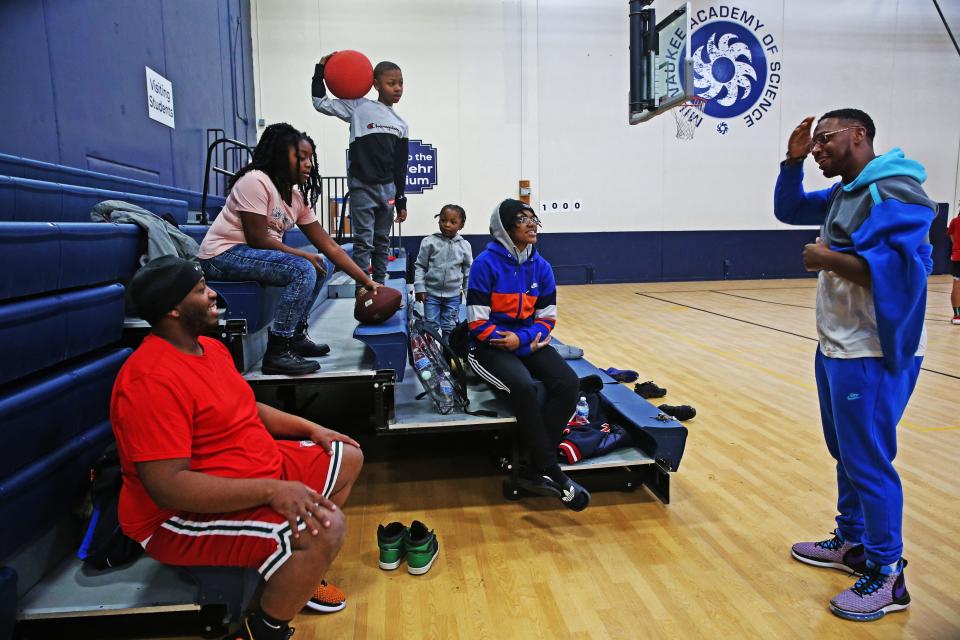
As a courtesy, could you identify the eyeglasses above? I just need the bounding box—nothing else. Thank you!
[514,213,541,227]
[810,126,862,149]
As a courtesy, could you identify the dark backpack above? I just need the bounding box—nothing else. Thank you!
[77,442,144,570]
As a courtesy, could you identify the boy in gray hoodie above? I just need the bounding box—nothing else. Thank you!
[414,205,473,338]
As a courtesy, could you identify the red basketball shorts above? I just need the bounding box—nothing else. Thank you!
[143,440,343,580]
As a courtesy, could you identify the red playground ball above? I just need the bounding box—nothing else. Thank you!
[324,50,374,99]
[355,287,402,324]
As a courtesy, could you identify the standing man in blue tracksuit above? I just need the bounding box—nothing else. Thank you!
[774,108,935,622]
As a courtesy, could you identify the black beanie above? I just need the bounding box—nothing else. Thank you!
[498,198,534,231]
[130,256,204,325]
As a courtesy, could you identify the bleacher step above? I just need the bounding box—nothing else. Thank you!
[16,556,201,619]
[327,271,357,299]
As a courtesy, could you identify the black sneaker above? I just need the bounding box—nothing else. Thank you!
[515,467,563,498]
[556,476,591,512]
[224,615,295,639]
[262,334,321,376]
[403,520,440,576]
[634,381,667,398]
[658,404,696,420]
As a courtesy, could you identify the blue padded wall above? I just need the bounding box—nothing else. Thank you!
[0,0,255,194]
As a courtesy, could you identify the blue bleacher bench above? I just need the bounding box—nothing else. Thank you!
[0,175,188,225]
[0,222,139,301]
[565,359,687,471]
[0,349,131,478]
[0,284,125,385]
[0,152,225,215]
[353,277,409,380]
[0,421,113,561]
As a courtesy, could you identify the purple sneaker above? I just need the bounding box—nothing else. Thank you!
[791,529,868,574]
[829,560,910,622]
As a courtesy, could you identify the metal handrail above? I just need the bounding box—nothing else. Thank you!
[200,136,253,224]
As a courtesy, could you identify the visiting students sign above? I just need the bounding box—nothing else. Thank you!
[145,67,175,128]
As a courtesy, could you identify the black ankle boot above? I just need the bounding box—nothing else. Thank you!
[262,333,321,375]
[290,321,330,357]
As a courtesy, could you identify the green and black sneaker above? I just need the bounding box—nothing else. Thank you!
[403,520,439,576]
[377,522,407,571]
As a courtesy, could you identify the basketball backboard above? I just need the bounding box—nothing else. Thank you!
[629,1,694,124]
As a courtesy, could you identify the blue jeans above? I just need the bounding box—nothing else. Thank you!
[200,245,322,338]
[424,294,461,339]
[814,349,922,566]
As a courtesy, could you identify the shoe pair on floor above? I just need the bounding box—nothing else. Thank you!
[378,520,440,575]
[306,521,442,615]
[792,529,910,622]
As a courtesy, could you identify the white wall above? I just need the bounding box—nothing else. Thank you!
[251,0,960,237]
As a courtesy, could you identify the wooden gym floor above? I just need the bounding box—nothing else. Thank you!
[176,276,960,639]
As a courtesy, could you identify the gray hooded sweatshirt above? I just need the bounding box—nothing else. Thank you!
[414,232,473,298]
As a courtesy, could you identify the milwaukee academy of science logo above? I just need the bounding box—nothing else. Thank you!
[668,4,783,137]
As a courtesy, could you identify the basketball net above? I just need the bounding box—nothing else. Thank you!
[672,97,707,140]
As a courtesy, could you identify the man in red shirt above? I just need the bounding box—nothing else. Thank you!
[112,256,363,640]
[947,212,960,324]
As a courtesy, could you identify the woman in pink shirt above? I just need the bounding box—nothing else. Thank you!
[198,123,380,375]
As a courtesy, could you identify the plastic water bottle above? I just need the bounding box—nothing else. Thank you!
[411,336,432,374]
[569,395,590,426]
[436,372,457,413]
[576,395,590,420]
[411,335,456,413]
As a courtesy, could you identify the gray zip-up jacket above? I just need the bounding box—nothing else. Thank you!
[90,200,199,266]
[414,233,473,298]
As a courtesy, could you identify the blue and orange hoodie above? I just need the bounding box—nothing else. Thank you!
[466,203,557,357]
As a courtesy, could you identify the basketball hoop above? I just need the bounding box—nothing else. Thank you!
[672,97,707,140]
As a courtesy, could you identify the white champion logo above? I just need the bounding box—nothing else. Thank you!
[531,283,538,289]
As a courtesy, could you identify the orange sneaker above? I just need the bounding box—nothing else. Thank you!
[305,579,346,613]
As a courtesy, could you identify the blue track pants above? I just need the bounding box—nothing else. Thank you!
[814,349,922,565]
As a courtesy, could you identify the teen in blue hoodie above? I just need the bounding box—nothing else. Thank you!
[466,199,590,511]
[774,109,935,622]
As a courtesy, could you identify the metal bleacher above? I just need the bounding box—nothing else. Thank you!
[0,153,688,637]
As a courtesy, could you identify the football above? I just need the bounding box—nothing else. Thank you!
[354,286,402,324]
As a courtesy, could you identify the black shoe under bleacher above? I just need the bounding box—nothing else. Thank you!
[262,333,321,376]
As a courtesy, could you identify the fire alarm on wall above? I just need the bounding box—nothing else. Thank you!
[519,179,531,204]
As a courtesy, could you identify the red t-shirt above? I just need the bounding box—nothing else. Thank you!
[110,335,282,542]
[948,216,960,261]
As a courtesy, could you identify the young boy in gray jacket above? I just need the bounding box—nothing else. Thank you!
[414,205,473,339]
